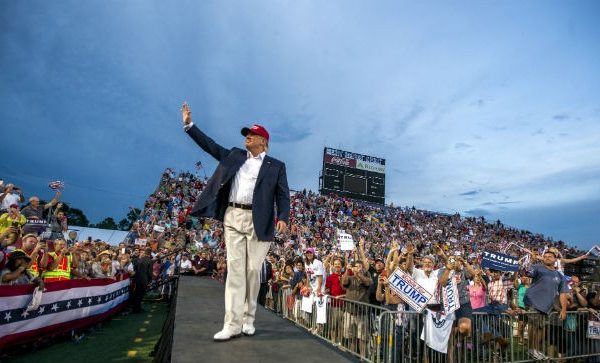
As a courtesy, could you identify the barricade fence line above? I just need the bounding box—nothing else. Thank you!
[266,288,600,363]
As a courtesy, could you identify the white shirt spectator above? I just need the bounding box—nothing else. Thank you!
[1,192,21,211]
[229,151,265,205]
[412,268,440,304]
[305,259,325,292]
[180,258,193,272]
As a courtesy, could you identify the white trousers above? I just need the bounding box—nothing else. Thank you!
[222,207,271,332]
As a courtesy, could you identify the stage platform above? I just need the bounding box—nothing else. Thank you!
[172,276,357,363]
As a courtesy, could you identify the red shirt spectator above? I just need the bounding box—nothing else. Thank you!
[326,272,345,296]
[325,258,346,307]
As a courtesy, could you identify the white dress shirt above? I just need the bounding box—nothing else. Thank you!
[229,151,265,204]
[183,122,265,205]
[412,268,440,303]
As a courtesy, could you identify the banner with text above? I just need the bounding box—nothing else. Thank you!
[387,268,433,312]
[337,232,355,251]
[441,273,460,314]
[481,251,520,272]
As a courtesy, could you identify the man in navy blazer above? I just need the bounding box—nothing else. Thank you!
[181,103,290,341]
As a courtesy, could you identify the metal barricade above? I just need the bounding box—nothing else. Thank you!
[275,289,389,362]
[270,288,600,362]
[375,309,423,363]
[374,309,600,363]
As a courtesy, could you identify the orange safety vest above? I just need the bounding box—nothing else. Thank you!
[43,253,72,282]
[28,259,39,277]
[22,250,40,277]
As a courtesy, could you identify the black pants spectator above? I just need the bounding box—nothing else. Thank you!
[257,282,268,306]
[131,284,147,313]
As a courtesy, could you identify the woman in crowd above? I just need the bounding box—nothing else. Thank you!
[468,273,487,310]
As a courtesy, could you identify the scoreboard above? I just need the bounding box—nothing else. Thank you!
[319,147,385,204]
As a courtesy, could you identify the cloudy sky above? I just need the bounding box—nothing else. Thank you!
[1,1,598,248]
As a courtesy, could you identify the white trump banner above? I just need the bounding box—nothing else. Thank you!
[387,268,433,312]
[337,232,355,251]
[441,272,460,314]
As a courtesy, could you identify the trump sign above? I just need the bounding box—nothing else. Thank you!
[387,268,433,312]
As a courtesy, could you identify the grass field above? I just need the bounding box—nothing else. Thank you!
[6,297,169,363]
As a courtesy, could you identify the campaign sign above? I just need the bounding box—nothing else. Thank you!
[338,232,355,251]
[387,268,433,312]
[153,225,165,233]
[23,219,48,235]
[481,251,520,272]
[442,274,460,314]
[588,320,600,340]
[134,238,147,246]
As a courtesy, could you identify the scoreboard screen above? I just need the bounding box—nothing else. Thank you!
[319,147,385,204]
[344,175,366,194]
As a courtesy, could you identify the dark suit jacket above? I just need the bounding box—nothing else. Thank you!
[133,256,153,286]
[185,124,290,241]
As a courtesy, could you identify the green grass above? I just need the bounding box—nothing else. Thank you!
[7,297,169,363]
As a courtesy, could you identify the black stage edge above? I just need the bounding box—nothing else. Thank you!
[172,276,357,363]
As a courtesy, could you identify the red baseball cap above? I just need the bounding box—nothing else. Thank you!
[241,124,269,142]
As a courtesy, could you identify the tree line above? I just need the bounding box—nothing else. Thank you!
[39,200,140,231]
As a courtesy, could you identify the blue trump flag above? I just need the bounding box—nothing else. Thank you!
[481,251,520,272]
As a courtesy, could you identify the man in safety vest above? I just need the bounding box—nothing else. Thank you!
[43,238,76,282]
[20,233,49,278]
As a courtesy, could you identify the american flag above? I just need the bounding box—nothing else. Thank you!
[48,181,65,190]
[0,278,129,349]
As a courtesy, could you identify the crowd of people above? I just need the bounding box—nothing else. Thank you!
[1,170,599,361]
[261,191,600,361]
